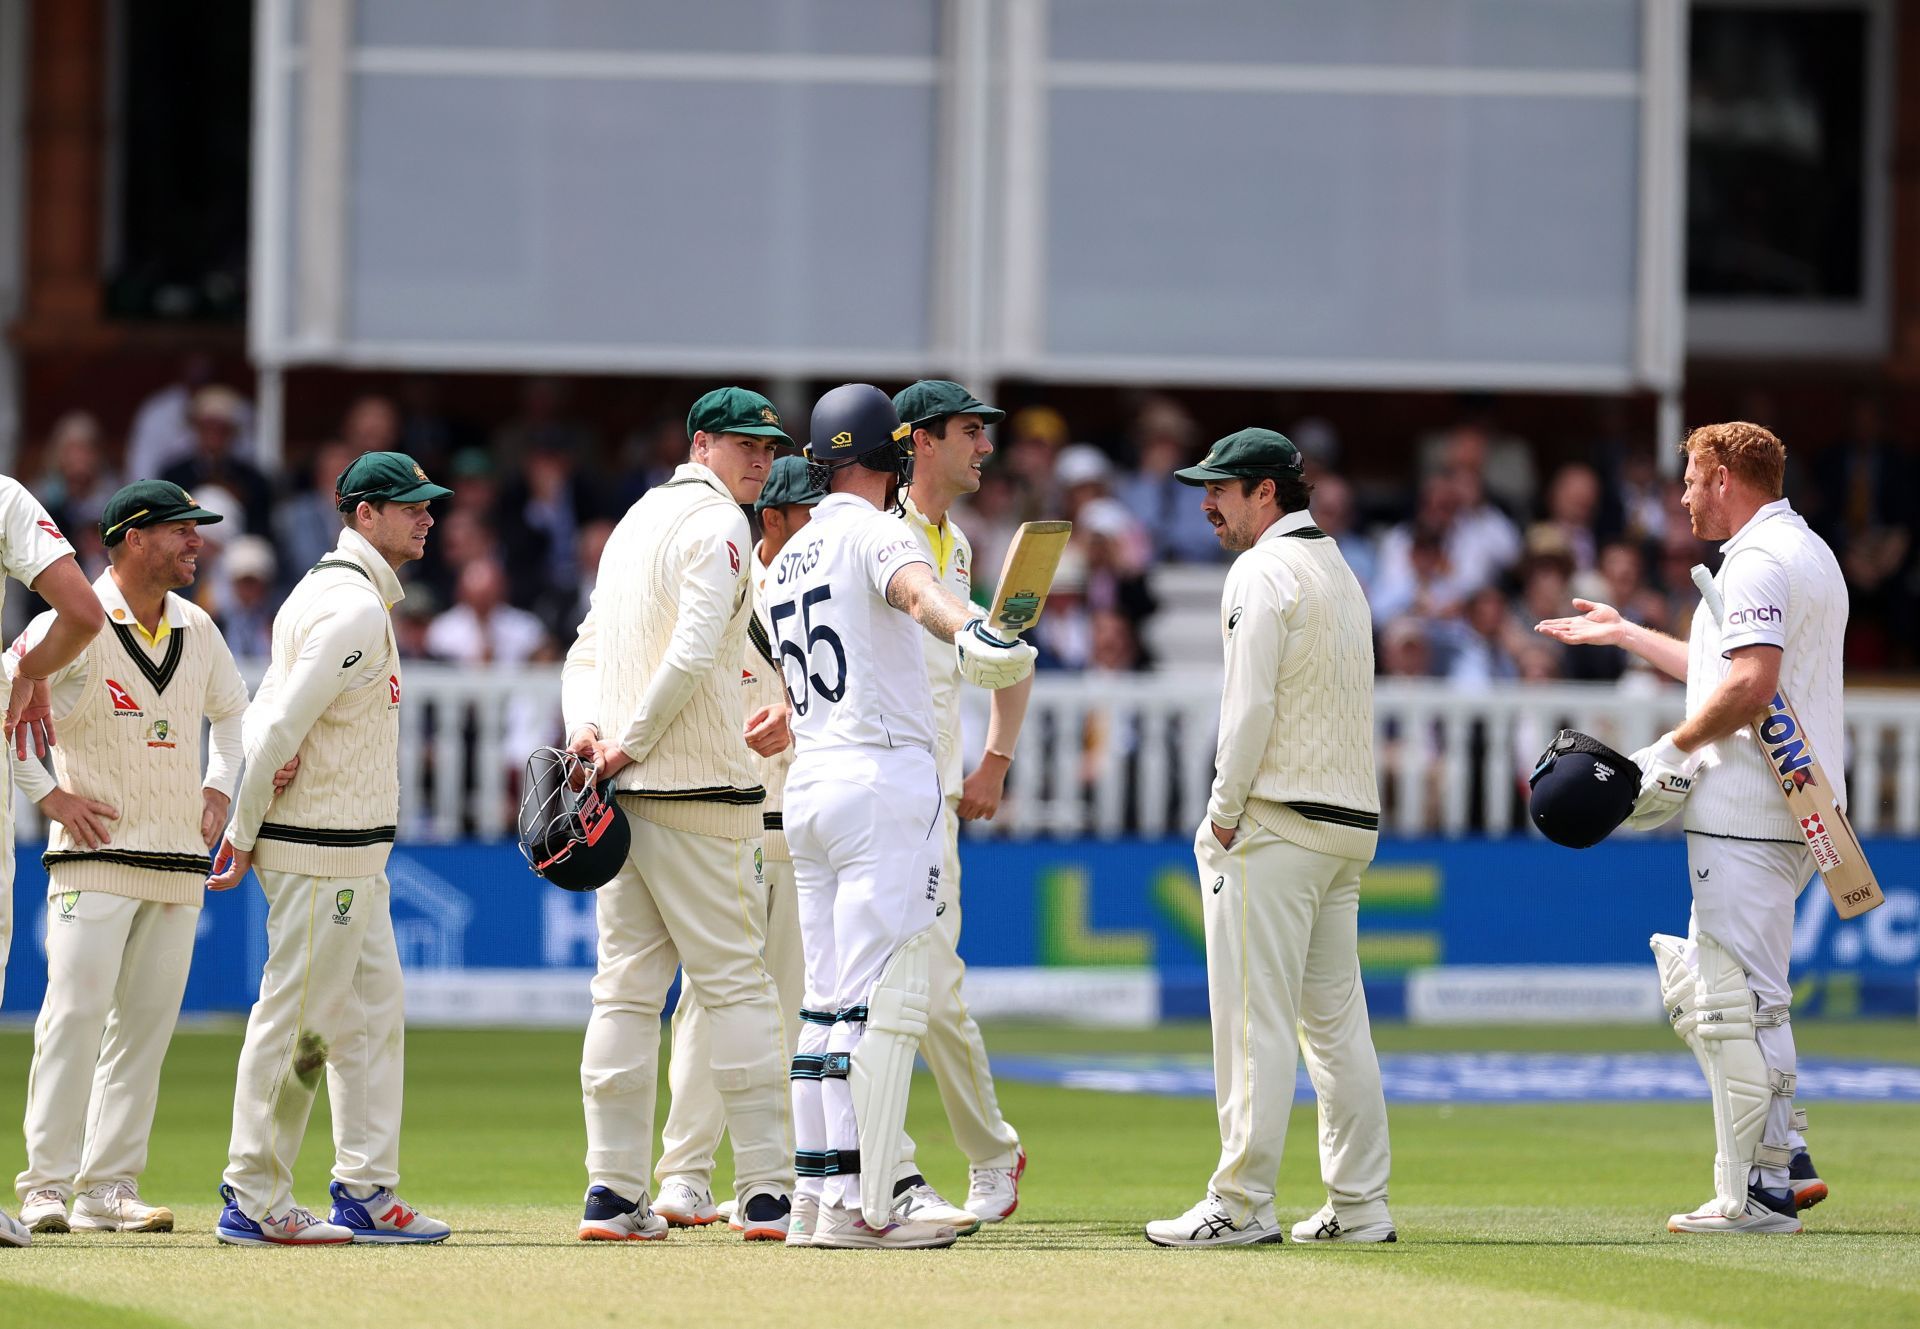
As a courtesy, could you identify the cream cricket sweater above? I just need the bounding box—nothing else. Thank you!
[901,497,974,794]
[227,528,404,877]
[1210,509,1381,861]
[11,572,248,904]
[748,543,793,861]
[562,463,764,840]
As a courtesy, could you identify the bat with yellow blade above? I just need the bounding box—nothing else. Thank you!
[985,520,1073,637]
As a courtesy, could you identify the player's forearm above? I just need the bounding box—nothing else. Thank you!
[228,650,354,846]
[204,711,245,798]
[1616,620,1688,683]
[903,581,974,643]
[559,607,599,734]
[983,673,1033,755]
[1207,701,1273,827]
[10,750,55,805]
[17,612,101,682]
[1672,658,1773,753]
[615,660,702,765]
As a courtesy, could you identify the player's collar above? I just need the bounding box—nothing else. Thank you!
[1256,508,1319,544]
[902,496,957,575]
[670,461,735,501]
[94,569,189,643]
[333,527,407,609]
[1719,497,1797,556]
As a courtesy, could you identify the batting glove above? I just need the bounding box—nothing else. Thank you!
[1623,731,1704,831]
[957,619,1037,690]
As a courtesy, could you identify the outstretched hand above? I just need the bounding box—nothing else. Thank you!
[1534,599,1625,649]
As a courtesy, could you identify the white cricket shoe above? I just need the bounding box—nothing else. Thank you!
[783,1194,818,1247]
[577,1185,668,1242]
[1290,1204,1397,1243]
[20,1189,69,1234]
[965,1148,1027,1225]
[653,1178,721,1228]
[215,1185,354,1246]
[71,1180,174,1232]
[1667,1187,1803,1235]
[0,1210,31,1247]
[718,1197,742,1231]
[893,1176,978,1235]
[327,1182,451,1244]
[1145,1194,1284,1248]
[811,1200,956,1250]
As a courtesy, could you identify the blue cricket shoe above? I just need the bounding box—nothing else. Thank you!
[327,1181,452,1243]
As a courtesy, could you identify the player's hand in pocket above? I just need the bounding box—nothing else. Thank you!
[37,787,117,850]
[957,619,1037,689]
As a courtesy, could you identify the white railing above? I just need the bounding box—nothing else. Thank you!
[18,666,1920,844]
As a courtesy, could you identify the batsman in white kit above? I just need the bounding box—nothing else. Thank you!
[11,483,245,1236]
[1538,421,1843,1234]
[208,451,455,1245]
[775,384,1034,1249]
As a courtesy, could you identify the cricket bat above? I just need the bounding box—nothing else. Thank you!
[1691,564,1884,918]
[986,520,1073,637]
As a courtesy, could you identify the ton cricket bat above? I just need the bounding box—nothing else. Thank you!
[986,520,1073,637]
[1691,564,1884,918]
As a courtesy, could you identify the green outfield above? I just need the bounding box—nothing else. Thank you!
[1,1020,1917,1329]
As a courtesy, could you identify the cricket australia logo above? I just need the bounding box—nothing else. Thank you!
[105,678,143,716]
[333,889,355,925]
[57,890,79,919]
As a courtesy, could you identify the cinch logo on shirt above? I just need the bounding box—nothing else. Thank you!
[1727,605,1782,627]
[105,679,143,716]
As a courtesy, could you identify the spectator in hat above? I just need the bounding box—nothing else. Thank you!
[160,387,273,536]
[275,440,357,586]
[127,354,255,480]
[1118,396,1223,564]
[218,536,279,660]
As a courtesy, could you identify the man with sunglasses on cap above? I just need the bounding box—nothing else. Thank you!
[1146,429,1393,1249]
[208,451,454,1246]
[561,388,795,1242]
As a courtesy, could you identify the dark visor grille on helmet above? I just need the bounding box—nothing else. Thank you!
[519,747,616,871]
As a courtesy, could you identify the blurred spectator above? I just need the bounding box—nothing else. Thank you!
[1378,616,1437,679]
[950,467,1019,609]
[1288,416,1342,480]
[218,536,278,659]
[492,375,596,465]
[1418,396,1537,516]
[548,516,617,643]
[1372,511,1469,626]
[1003,406,1069,522]
[617,415,687,502]
[446,448,501,521]
[275,439,357,583]
[342,394,402,455]
[1538,462,1603,572]
[37,411,121,534]
[427,557,552,666]
[1818,397,1916,669]
[394,378,480,468]
[1603,449,1670,546]
[1377,616,1444,829]
[1115,397,1221,563]
[160,386,273,534]
[1078,498,1156,619]
[1517,548,1576,677]
[1443,586,1523,688]
[127,353,255,478]
[394,587,439,661]
[1031,546,1093,671]
[1310,473,1377,592]
[498,437,603,609]
[1440,435,1523,587]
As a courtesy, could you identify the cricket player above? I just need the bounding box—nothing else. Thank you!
[209,450,454,1246]
[654,454,819,1229]
[562,387,795,1242]
[12,482,244,1236]
[0,474,105,1249]
[1537,421,1841,1234]
[890,379,1031,1226]
[775,383,1033,1250]
[1145,429,1394,1248]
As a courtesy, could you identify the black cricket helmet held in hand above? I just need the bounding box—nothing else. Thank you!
[1527,728,1642,849]
[805,383,913,494]
[518,747,629,891]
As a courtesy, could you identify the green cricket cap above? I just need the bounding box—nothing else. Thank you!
[754,454,827,512]
[334,451,454,511]
[892,379,1006,428]
[1174,428,1304,486]
[100,479,225,547]
[687,387,794,444]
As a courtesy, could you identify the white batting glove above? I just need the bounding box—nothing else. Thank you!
[1623,732,1705,831]
[957,619,1037,690]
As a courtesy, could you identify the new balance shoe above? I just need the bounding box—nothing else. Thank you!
[215,1185,354,1245]
[0,1210,29,1248]
[811,1200,956,1249]
[654,1178,721,1228]
[1667,1185,1803,1234]
[578,1186,667,1241]
[738,1190,791,1242]
[327,1182,451,1244]
[1145,1194,1284,1248]
[71,1180,173,1233]
[965,1149,1027,1226]
[893,1174,978,1235]
[1290,1204,1397,1243]
[20,1188,68,1234]
[1789,1150,1828,1211]
[783,1194,818,1247]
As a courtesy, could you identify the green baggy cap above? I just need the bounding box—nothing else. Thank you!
[687,387,794,445]
[100,480,225,547]
[334,451,455,511]
[892,380,1006,429]
[1174,428,1304,486]
[755,454,827,512]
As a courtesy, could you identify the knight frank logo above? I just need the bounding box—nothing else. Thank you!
[105,678,142,716]
[333,888,355,924]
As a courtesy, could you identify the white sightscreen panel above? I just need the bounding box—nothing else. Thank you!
[345,76,936,353]
[1050,0,1640,71]
[354,0,937,57]
[1045,91,1639,368]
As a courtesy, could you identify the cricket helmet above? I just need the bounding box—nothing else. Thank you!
[805,383,913,494]
[518,747,629,891]
[1527,728,1642,849]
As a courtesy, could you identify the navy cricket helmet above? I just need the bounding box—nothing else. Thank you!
[1527,728,1641,849]
[518,747,629,891]
[805,383,913,493]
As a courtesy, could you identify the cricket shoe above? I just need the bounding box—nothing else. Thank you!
[0,1210,29,1247]
[1291,1204,1397,1243]
[1145,1194,1285,1248]
[1789,1150,1828,1212]
[577,1186,667,1241]
[215,1185,354,1245]
[70,1179,173,1232]
[328,1182,451,1244]
[811,1200,956,1250]
[20,1188,68,1234]
[893,1174,979,1235]
[653,1178,721,1228]
[965,1149,1028,1226]
[1667,1185,1802,1234]
[717,1197,742,1231]
[737,1190,791,1242]
[783,1194,819,1247]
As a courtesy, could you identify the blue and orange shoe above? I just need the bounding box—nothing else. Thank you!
[1789,1150,1828,1211]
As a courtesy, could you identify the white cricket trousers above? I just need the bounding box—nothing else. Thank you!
[786,746,942,1213]
[1197,819,1391,1227]
[582,814,789,1206]
[17,890,198,1200]
[224,870,404,1219]
[1684,833,1816,1186]
[656,853,803,1190]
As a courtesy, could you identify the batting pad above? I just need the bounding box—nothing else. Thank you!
[1648,934,1709,1079]
[850,928,933,1229]
[1694,932,1771,1217]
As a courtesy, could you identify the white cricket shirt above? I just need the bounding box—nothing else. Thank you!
[771,493,935,757]
[0,477,77,849]
[1684,499,1849,842]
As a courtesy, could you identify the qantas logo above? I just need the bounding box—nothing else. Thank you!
[389,674,402,705]
[105,678,142,715]
[727,541,740,576]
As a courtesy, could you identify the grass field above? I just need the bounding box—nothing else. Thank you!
[2,1019,1917,1329]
